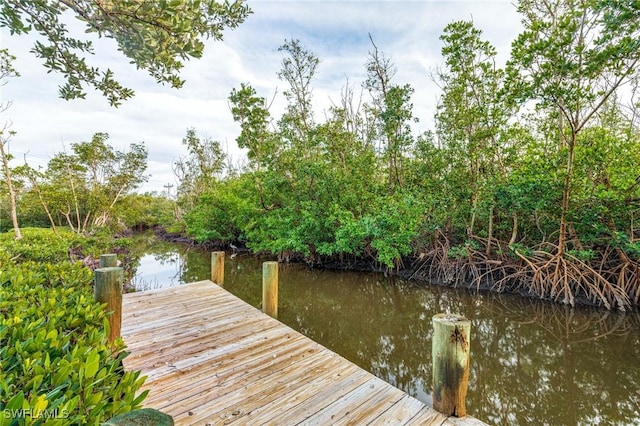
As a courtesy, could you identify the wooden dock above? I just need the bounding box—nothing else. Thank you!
[121,280,485,425]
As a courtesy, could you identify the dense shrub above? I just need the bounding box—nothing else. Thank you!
[0,228,131,265]
[0,231,147,425]
[0,229,84,263]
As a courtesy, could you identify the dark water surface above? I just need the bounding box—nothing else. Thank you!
[131,234,640,425]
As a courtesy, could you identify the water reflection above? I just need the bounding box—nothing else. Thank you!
[130,234,640,425]
[129,236,211,290]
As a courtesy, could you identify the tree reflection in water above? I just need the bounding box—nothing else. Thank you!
[130,234,640,425]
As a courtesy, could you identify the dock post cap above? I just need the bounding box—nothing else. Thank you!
[433,313,469,323]
[94,266,123,272]
[99,253,118,267]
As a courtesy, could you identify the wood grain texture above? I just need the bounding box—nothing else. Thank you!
[262,261,278,318]
[94,266,123,344]
[121,280,485,425]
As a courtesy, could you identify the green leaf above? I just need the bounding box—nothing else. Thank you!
[131,389,150,408]
[6,391,24,410]
[85,350,100,379]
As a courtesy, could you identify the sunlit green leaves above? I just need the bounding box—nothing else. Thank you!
[0,248,147,424]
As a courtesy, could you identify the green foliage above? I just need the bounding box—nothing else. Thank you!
[570,123,640,242]
[364,36,417,192]
[14,133,149,235]
[174,129,226,212]
[611,232,640,260]
[0,49,18,79]
[184,174,256,243]
[277,39,319,138]
[1,0,251,105]
[566,249,596,261]
[229,83,277,170]
[361,195,426,267]
[116,193,177,230]
[506,0,640,259]
[175,5,640,307]
[435,20,511,238]
[0,54,21,239]
[181,22,639,272]
[0,253,146,424]
[508,243,534,259]
[508,0,640,115]
[0,228,129,264]
[448,240,481,259]
[0,228,84,263]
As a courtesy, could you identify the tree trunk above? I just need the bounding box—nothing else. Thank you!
[0,138,21,239]
[27,173,59,236]
[509,214,518,246]
[468,192,477,238]
[60,208,76,233]
[486,206,494,255]
[558,132,577,256]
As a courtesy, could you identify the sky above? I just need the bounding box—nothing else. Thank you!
[0,0,522,194]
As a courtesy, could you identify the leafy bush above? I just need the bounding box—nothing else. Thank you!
[448,240,481,259]
[0,236,147,425]
[185,175,257,243]
[0,228,131,265]
[566,249,596,262]
[0,229,84,263]
[610,231,640,261]
[508,242,534,259]
[116,193,177,230]
[448,245,471,259]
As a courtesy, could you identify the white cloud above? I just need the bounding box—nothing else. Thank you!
[1,1,521,194]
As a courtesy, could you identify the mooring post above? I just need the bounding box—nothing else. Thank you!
[432,313,471,417]
[100,253,118,267]
[262,261,278,318]
[211,251,225,286]
[94,265,124,344]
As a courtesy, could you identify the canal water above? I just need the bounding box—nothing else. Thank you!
[131,234,640,425]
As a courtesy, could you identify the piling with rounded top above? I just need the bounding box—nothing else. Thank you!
[100,253,118,267]
[432,313,471,417]
[94,266,124,344]
[262,261,278,318]
[211,251,225,286]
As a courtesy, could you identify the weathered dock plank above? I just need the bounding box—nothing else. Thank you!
[121,280,485,425]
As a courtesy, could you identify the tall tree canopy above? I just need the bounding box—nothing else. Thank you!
[0,0,252,105]
[435,20,509,239]
[39,132,149,233]
[501,0,640,307]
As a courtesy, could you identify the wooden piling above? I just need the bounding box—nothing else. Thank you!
[94,266,124,344]
[100,253,118,267]
[262,261,278,318]
[432,313,471,417]
[211,251,225,286]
